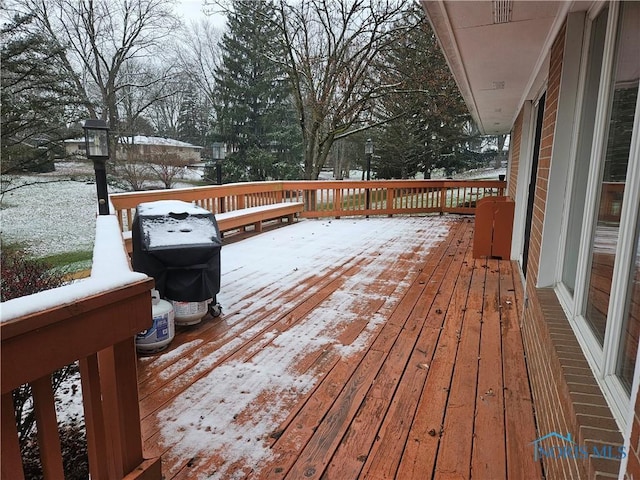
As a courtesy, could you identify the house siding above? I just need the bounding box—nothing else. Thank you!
[518,20,624,479]
[64,138,202,163]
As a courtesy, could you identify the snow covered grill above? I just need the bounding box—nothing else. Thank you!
[132,200,222,325]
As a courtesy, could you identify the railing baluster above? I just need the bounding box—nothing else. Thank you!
[31,375,65,479]
[1,393,25,480]
[80,354,110,479]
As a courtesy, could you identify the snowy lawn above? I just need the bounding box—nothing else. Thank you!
[1,176,100,258]
[0,162,206,260]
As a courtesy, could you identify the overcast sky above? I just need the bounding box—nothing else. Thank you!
[175,0,227,29]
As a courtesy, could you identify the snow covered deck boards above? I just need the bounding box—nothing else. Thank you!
[136,216,541,479]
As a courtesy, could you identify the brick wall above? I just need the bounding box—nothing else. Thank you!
[522,287,623,478]
[508,110,523,201]
[627,391,640,478]
[525,20,564,287]
[517,20,624,479]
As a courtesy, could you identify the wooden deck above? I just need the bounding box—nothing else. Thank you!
[136,216,542,479]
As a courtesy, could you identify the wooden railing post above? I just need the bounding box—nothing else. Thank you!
[1,393,24,480]
[80,354,111,479]
[31,375,65,479]
[386,188,394,217]
[440,185,448,213]
[98,338,145,477]
[334,188,343,219]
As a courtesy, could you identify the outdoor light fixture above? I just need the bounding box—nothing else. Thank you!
[83,119,110,215]
[212,142,226,185]
[364,138,374,215]
[365,138,374,156]
[365,138,373,181]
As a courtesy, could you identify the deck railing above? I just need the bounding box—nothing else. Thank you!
[110,179,506,234]
[1,179,503,477]
[0,216,161,479]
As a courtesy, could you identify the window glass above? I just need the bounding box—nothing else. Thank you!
[562,8,608,294]
[618,220,640,391]
[584,1,639,344]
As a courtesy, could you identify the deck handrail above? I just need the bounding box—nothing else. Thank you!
[110,179,506,234]
[1,216,161,479]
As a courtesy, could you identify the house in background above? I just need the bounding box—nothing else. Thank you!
[422,0,639,477]
[64,135,203,163]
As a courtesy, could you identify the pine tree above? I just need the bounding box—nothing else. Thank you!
[177,83,208,147]
[212,0,301,182]
[1,13,83,174]
[375,4,472,179]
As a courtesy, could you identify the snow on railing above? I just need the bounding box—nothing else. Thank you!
[0,210,160,479]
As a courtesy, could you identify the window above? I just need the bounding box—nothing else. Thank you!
[583,1,639,344]
[557,0,640,426]
[561,7,608,295]
[617,221,640,391]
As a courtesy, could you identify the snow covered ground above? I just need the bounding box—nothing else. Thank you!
[0,161,205,259]
[1,176,100,258]
[1,162,504,260]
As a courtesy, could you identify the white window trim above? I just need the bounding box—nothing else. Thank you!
[570,0,620,368]
[537,11,586,288]
[511,100,534,267]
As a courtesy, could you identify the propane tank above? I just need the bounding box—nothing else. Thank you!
[168,298,212,326]
[136,289,175,354]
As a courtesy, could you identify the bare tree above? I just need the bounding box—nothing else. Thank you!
[146,76,187,138]
[271,0,416,179]
[114,157,152,191]
[118,59,180,137]
[18,0,180,155]
[173,18,223,106]
[147,151,189,189]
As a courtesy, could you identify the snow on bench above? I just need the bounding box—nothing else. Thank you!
[122,201,304,252]
[216,201,304,234]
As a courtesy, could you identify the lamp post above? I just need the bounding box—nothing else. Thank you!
[83,119,110,215]
[364,138,373,215]
[212,142,225,185]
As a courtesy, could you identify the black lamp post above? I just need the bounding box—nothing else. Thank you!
[212,142,225,185]
[365,138,373,181]
[83,119,110,215]
[365,138,373,214]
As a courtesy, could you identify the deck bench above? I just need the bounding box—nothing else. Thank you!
[215,202,304,234]
[122,201,304,253]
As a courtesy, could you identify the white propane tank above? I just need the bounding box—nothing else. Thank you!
[169,298,212,326]
[136,290,175,354]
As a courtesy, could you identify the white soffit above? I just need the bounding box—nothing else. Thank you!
[422,1,565,135]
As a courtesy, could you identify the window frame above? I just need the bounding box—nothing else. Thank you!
[554,0,640,429]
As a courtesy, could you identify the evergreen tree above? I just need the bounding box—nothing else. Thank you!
[212,0,301,182]
[177,83,208,147]
[1,13,84,174]
[374,4,472,179]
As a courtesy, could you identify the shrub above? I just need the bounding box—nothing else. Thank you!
[1,244,65,302]
[1,243,88,477]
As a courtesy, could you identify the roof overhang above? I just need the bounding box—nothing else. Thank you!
[421,1,577,134]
